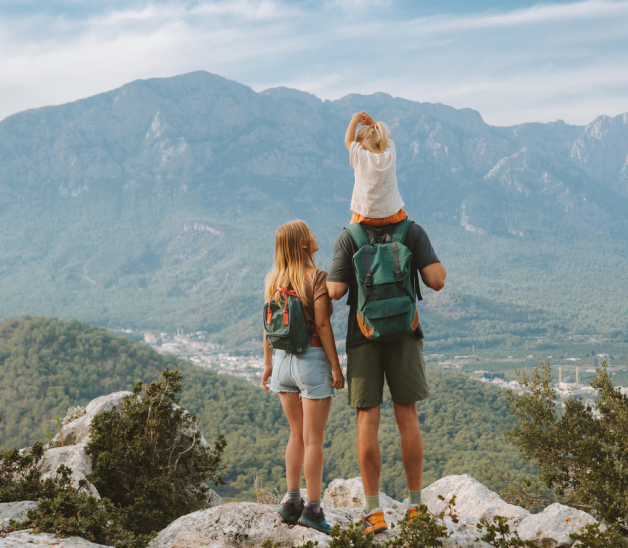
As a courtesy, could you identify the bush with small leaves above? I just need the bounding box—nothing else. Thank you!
[0,441,65,503]
[328,523,385,548]
[570,523,628,548]
[475,516,536,548]
[86,367,227,537]
[9,465,149,548]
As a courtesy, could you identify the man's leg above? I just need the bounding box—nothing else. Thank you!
[393,401,423,492]
[356,405,381,497]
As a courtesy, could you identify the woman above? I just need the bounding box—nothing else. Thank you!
[262,220,344,535]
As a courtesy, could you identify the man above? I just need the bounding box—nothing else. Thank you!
[327,221,446,534]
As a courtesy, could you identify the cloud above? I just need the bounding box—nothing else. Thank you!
[0,0,627,125]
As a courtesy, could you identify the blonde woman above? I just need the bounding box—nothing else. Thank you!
[262,220,344,535]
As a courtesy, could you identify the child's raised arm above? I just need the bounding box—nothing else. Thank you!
[345,112,362,151]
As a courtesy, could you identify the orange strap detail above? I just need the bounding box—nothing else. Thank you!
[267,288,299,326]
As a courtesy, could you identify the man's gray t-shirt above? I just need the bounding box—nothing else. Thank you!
[327,222,440,348]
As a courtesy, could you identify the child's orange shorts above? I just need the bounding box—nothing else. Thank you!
[350,208,408,225]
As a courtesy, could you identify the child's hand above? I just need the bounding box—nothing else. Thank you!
[361,112,376,127]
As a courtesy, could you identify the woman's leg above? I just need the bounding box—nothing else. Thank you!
[278,392,304,490]
[301,397,332,503]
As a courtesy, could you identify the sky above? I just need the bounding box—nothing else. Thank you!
[1,0,627,126]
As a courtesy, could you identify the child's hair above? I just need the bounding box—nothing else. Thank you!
[356,121,391,154]
[265,220,316,306]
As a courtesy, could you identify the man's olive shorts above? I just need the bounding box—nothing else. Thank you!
[346,336,430,408]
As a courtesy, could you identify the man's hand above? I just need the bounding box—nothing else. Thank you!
[262,365,272,391]
[331,364,345,390]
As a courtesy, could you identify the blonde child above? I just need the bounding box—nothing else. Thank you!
[344,111,407,225]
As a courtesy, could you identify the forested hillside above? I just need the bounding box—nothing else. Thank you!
[0,317,534,501]
[0,316,169,449]
[0,71,627,348]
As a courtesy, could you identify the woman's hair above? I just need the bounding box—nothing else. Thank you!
[356,121,391,154]
[265,220,316,306]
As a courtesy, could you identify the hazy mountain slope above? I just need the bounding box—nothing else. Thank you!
[0,71,627,345]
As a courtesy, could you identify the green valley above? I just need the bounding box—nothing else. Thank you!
[0,316,534,502]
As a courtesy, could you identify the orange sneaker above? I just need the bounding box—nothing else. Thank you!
[406,505,419,524]
[361,508,388,535]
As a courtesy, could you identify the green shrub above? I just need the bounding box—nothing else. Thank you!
[86,367,227,536]
[475,516,535,547]
[504,362,628,533]
[9,465,148,548]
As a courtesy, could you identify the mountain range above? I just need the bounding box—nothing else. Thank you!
[0,71,627,346]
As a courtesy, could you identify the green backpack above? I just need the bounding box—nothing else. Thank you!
[263,288,311,354]
[346,220,419,341]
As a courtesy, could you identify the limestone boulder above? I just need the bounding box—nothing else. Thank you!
[0,501,38,527]
[51,391,131,448]
[516,503,599,547]
[37,443,99,498]
[323,477,401,510]
[147,502,334,547]
[421,475,529,523]
[207,489,223,507]
[0,531,107,547]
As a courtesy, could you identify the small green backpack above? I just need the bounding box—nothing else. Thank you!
[346,220,419,341]
[263,288,311,354]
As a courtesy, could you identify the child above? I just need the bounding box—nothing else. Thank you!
[344,111,407,225]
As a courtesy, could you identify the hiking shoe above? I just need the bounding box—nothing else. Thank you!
[406,504,419,524]
[279,498,304,524]
[297,505,331,535]
[361,508,388,535]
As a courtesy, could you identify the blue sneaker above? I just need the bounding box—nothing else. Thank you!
[298,505,331,535]
[279,498,304,524]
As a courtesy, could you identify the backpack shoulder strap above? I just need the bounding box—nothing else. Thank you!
[345,224,370,249]
[391,219,413,244]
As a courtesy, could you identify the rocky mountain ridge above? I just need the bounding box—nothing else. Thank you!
[0,71,627,342]
[1,70,628,235]
[0,390,600,548]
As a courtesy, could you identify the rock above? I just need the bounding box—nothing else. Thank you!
[147,502,333,547]
[0,531,107,547]
[51,391,131,448]
[147,499,490,548]
[37,443,100,498]
[421,475,529,523]
[516,503,599,547]
[323,477,401,510]
[207,489,223,507]
[0,501,38,527]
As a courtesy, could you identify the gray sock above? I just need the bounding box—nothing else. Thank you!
[288,489,302,504]
[365,495,380,514]
[409,489,422,507]
[307,499,321,513]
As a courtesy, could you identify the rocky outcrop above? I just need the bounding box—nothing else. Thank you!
[323,477,401,510]
[0,501,38,527]
[37,443,100,498]
[516,503,599,547]
[421,474,530,523]
[0,531,107,547]
[51,391,131,448]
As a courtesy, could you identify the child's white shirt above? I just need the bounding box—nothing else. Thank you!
[349,140,404,218]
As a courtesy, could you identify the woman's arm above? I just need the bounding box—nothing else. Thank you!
[345,111,365,151]
[314,296,345,389]
[262,330,273,391]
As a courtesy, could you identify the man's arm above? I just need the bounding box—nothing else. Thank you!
[327,281,349,300]
[420,263,447,291]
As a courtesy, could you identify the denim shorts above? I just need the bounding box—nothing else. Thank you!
[270,345,335,400]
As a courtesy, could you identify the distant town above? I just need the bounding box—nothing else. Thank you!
[113,328,626,415]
